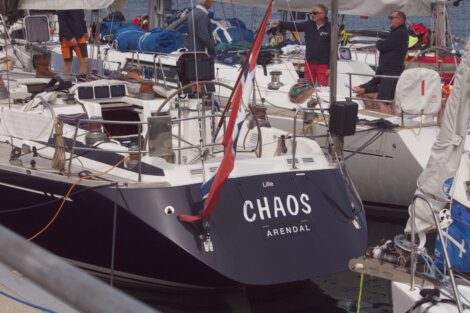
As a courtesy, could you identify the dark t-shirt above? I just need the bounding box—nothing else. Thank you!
[58,10,87,41]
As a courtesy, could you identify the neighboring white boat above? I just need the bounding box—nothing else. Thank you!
[350,37,470,313]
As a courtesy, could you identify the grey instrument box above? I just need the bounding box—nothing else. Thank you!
[148,115,174,162]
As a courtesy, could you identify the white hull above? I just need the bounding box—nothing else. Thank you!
[392,281,470,313]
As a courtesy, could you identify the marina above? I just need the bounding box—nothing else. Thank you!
[0,0,469,312]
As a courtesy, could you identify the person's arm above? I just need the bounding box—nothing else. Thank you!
[58,11,75,40]
[197,13,215,56]
[279,20,306,32]
[357,76,380,94]
[376,31,400,52]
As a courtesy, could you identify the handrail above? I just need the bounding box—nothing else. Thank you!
[344,72,440,119]
[0,224,159,313]
[66,115,228,179]
[292,107,332,169]
[409,193,464,313]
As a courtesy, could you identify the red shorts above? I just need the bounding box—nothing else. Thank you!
[304,63,329,86]
[61,35,88,62]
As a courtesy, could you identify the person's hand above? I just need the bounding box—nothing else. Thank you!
[84,33,89,40]
[69,38,78,46]
[325,69,330,77]
[353,86,365,95]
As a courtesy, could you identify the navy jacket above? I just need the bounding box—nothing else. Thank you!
[187,7,215,56]
[58,10,87,41]
[360,24,408,93]
[376,24,408,72]
[280,19,331,65]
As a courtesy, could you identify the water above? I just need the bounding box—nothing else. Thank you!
[105,1,465,312]
[119,0,470,38]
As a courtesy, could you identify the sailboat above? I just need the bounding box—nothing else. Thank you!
[0,0,367,288]
[349,36,470,313]
[0,1,452,210]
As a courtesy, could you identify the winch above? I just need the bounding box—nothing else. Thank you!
[268,71,283,90]
[85,117,108,146]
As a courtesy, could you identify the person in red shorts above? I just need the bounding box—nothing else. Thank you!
[273,4,331,86]
[58,10,89,75]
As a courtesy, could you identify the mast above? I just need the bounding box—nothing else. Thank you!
[434,1,447,48]
[148,0,172,29]
[329,0,338,104]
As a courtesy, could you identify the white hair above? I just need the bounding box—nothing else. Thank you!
[197,0,207,5]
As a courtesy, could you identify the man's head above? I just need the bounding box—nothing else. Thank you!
[388,10,406,29]
[311,4,328,25]
[198,0,213,9]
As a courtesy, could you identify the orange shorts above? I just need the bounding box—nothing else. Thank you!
[61,35,88,62]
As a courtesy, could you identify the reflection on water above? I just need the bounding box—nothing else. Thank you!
[120,211,406,313]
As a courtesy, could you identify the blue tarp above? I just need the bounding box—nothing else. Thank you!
[113,25,145,51]
[138,27,183,53]
[100,21,123,41]
[102,24,183,53]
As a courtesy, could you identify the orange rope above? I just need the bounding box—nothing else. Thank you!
[28,156,130,241]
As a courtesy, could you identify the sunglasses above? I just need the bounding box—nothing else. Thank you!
[388,16,400,19]
[312,11,323,15]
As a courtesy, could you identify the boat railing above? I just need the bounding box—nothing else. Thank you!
[291,106,334,168]
[409,193,465,313]
[344,71,398,105]
[0,223,160,313]
[67,113,226,181]
[344,72,440,126]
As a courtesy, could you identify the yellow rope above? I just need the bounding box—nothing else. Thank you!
[356,272,364,313]
[400,114,424,136]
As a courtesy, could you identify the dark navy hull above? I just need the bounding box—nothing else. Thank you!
[0,167,367,287]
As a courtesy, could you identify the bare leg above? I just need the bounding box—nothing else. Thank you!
[78,58,90,75]
[361,92,378,111]
[63,61,73,74]
[378,102,392,115]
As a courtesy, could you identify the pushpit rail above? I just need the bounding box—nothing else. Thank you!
[409,193,464,313]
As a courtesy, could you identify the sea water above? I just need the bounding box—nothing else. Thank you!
[122,0,470,40]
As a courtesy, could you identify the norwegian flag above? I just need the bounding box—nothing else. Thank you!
[178,0,274,222]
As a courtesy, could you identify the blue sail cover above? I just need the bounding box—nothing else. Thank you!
[138,27,183,53]
[105,24,183,53]
[113,25,145,51]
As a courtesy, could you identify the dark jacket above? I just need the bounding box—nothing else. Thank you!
[58,10,87,41]
[376,24,408,72]
[279,19,331,65]
[1,0,21,24]
[187,6,215,56]
[360,24,408,94]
